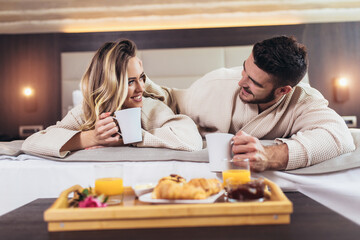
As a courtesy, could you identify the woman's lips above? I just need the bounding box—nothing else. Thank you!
[131,95,142,102]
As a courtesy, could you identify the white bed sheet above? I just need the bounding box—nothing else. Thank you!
[0,155,217,217]
[1,154,359,226]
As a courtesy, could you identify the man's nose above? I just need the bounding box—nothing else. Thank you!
[238,75,248,87]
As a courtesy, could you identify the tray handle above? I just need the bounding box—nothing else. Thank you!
[50,184,83,209]
[264,178,288,201]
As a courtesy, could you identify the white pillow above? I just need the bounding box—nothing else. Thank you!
[72,90,83,107]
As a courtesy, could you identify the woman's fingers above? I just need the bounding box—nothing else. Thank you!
[101,124,119,139]
[94,114,120,144]
[99,112,111,120]
[104,134,121,143]
[97,119,117,133]
[99,123,119,140]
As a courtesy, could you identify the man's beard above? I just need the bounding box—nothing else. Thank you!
[239,87,276,104]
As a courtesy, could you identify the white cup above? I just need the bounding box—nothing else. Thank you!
[113,107,142,144]
[205,133,234,172]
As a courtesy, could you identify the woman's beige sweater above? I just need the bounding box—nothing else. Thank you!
[21,97,203,158]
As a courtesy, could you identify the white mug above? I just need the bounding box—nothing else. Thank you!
[113,108,142,144]
[205,133,234,172]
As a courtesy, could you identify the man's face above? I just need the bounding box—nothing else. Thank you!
[238,53,278,107]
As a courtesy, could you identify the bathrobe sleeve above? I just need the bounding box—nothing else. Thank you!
[133,97,203,151]
[21,105,83,157]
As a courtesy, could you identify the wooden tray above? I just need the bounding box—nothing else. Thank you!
[44,178,292,232]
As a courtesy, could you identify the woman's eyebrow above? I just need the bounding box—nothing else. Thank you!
[128,71,145,80]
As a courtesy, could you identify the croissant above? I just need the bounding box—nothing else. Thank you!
[152,175,223,200]
[152,181,207,200]
[157,174,186,184]
[188,178,223,197]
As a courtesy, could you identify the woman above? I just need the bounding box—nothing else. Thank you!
[22,39,203,157]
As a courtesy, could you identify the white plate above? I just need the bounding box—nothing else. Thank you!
[138,190,225,204]
[132,183,156,197]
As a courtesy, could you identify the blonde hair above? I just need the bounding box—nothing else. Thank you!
[80,39,137,131]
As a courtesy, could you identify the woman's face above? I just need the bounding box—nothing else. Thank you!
[122,56,146,109]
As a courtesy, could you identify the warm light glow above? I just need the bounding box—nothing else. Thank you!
[23,87,33,97]
[61,17,302,33]
[337,77,349,87]
[334,77,350,103]
[2,1,360,34]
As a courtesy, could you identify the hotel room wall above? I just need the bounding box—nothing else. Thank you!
[303,22,360,119]
[0,22,359,139]
[0,34,61,140]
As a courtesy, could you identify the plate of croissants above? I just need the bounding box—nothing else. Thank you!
[139,174,224,204]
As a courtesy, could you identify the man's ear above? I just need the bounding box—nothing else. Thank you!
[276,85,292,96]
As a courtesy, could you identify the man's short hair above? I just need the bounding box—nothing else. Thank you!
[252,36,308,87]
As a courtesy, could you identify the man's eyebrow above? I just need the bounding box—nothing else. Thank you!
[243,61,264,88]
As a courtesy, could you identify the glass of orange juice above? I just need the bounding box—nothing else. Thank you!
[222,159,251,201]
[95,164,124,205]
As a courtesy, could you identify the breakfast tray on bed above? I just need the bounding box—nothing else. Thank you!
[44,178,292,232]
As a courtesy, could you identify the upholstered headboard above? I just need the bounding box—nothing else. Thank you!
[61,45,309,117]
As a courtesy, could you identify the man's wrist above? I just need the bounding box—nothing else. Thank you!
[264,143,289,170]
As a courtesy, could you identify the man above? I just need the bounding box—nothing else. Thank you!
[145,35,355,172]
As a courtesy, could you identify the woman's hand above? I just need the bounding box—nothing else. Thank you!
[61,112,123,152]
[92,112,122,146]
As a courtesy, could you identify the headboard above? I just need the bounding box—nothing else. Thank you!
[61,45,309,117]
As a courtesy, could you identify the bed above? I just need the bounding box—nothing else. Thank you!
[1,45,360,227]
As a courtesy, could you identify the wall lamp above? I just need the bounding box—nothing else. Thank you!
[333,77,349,103]
[23,87,37,112]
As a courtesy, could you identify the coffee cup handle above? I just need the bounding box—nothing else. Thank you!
[111,116,123,137]
[230,140,235,158]
[220,140,235,162]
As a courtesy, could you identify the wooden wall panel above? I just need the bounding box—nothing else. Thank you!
[0,34,60,140]
[303,22,360,119]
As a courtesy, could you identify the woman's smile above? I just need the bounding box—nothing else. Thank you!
[131,94,143,102]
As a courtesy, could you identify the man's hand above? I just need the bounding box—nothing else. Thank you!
[232,131,288,172]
